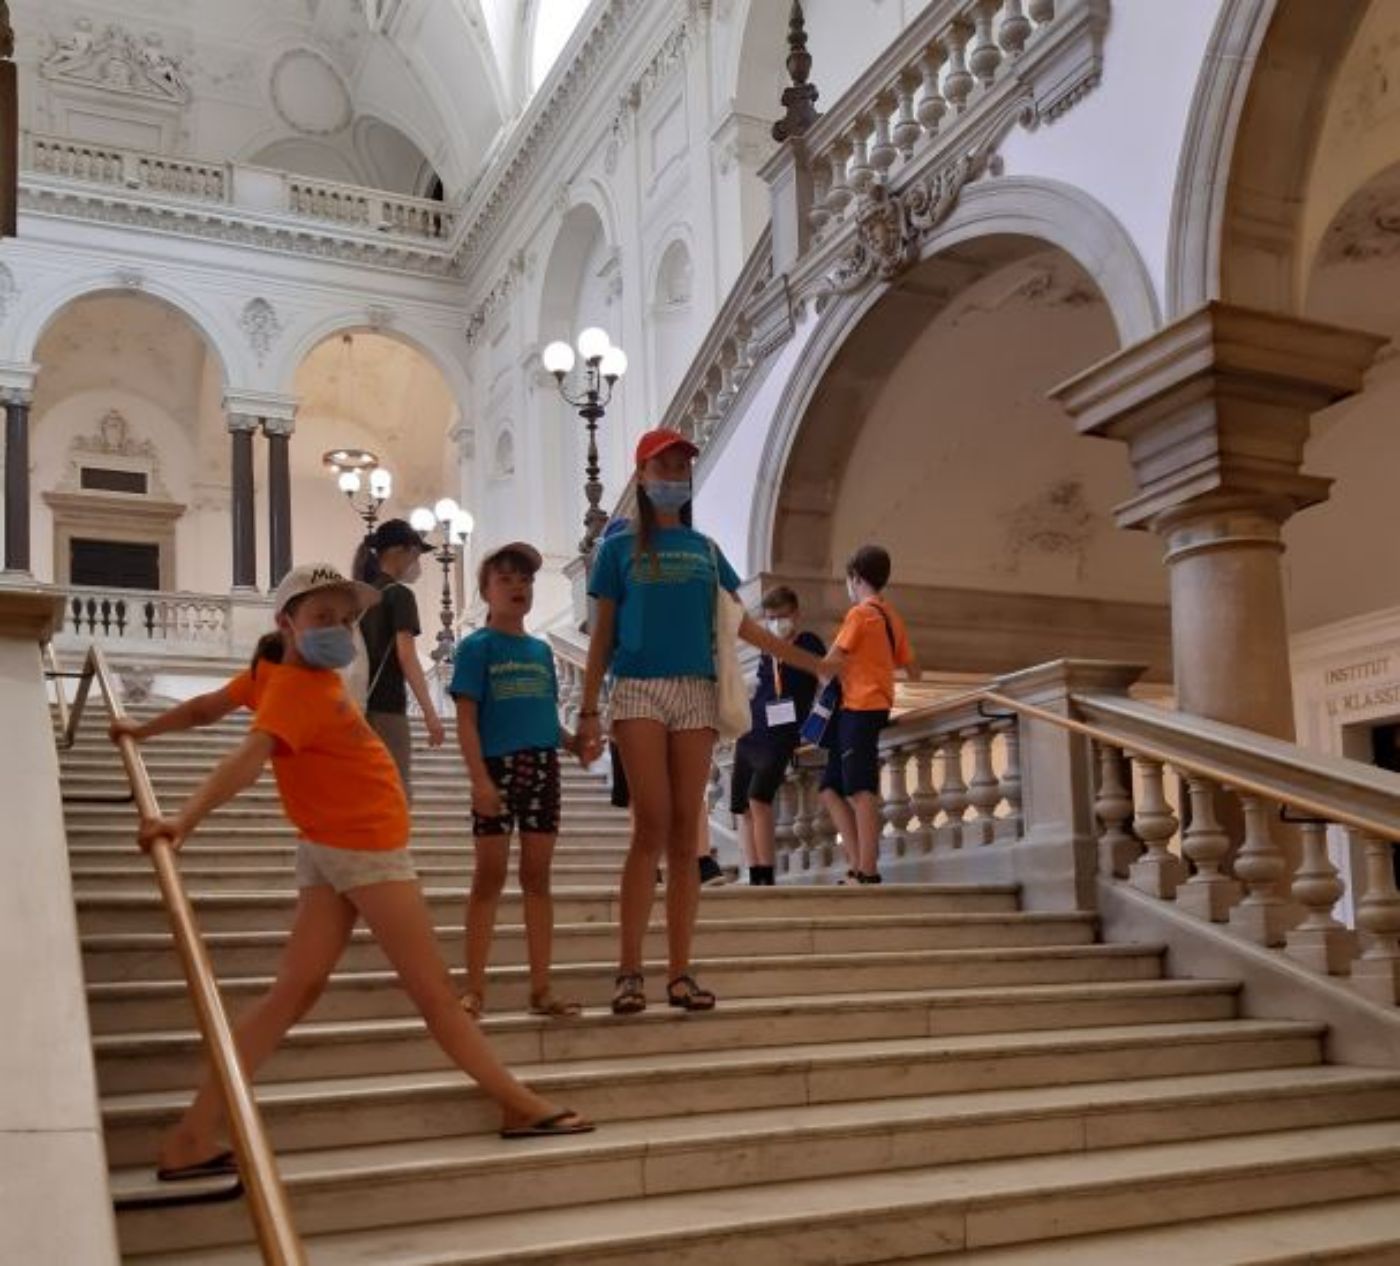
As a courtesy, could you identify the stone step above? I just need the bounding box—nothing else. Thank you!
[98,1019,1325,1166]
[65,827,634,847]
[87,942,1164,1034]
[81,911,1096,982]
[58,749,608,777]
[63,807,630,830]
[94,979,1241,1094]
[119,1097,1400,1265]
[69,840,632,866]
[75,883,1021,935]
[110,1068,1400,1257]
[60,783,619,808]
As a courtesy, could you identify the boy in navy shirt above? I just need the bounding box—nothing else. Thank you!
[732,587,825,884]
[451,542,582,1019]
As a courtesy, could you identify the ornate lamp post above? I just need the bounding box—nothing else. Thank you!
[323,448,391,535]
[541,327,628,554]
[409,498,474,664]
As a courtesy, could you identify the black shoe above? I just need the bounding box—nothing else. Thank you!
[699,854,728,887]
[857,871,883,885]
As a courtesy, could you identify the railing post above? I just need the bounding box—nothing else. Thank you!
[1351,831,1400,1005]
[993,660,1146,911]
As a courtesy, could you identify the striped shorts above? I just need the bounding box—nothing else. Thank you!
[609,676,719,733]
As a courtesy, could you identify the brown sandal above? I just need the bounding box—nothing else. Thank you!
[667,974,716,1011]
[459,990,485,1018]
[529,990,582,1018]
[611,972,646,1015]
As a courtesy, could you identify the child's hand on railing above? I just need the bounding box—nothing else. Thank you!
[109,717,143,744]
[138,815,187,852]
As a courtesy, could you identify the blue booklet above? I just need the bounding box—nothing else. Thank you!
[801,679,841,749]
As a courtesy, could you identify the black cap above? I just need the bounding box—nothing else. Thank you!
[370,518,428,553]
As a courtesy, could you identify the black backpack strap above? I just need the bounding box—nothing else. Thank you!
[872,600,897,655]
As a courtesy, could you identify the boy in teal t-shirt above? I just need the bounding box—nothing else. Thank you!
[450,541,582,1020]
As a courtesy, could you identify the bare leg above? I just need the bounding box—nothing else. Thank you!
[737,811,755,868]
[663,728,717,980]
[351,880,579,1129]
[821,788,860,875]
[158,885,356,1170]
[613,719,673,975]
[464,835,510,1010]
[518,832,565,1004]
[853,790,884,875]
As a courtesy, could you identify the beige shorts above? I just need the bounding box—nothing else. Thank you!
[609,676,718,733]
[366,711,412,801]
[295,840,417,894]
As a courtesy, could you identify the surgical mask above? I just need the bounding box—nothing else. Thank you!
[404,559,423,584]
[644,479,691,513]
[767,617,795,639]
[296,626,357,670]
[846,577,861,604]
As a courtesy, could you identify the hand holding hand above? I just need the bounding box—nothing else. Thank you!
[424,713,447,748]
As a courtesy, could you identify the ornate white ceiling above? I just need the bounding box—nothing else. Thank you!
[13,0,594,196]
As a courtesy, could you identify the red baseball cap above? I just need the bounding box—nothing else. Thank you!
[635,427,699,467]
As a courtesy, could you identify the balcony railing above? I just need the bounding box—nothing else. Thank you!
[54,586,234,657]
[24,131,455,242]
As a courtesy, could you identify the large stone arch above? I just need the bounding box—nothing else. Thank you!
[1167,0,1371,316]
[750,177,1160,575]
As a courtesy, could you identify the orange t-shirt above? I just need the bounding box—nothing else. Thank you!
[247,662,410,852]
[223,668,261,712]
[834,597,913,712]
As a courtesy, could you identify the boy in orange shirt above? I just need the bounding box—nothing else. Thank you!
[817,545,920,884]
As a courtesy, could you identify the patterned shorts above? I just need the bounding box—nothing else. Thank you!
[473,748,562,837]
[609,676,719,733]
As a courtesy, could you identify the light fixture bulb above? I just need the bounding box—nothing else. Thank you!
[369,468,392,498]
[434,497,460,523]
[576,326,610,363]
[542,341,576,376]
[409,507,436,533]
[452,509,475,542]
[338,470,362,494]
[599,346,628,380]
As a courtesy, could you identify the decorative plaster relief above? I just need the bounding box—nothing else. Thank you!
[1001,477,1097,577]
[464,250,526,348]
[1318,165,1400,265]
[239,297,283,366]
[41,18,191,104]
[61,409,169,498]
[493,427,515,479]
[269,48,353,136]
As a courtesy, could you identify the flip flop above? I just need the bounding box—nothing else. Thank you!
[499,1109,595,1140]
[528,991,583,1018]
[156,1149,237,1183]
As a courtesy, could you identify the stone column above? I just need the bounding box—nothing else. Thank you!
[3,389,31,574]
[263,415,293,588]
[1051,303,1385,740]
[227,412,258,591]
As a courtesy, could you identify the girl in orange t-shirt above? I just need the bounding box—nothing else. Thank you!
[134,563,591,1182]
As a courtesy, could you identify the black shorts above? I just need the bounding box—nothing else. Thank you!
[819,709,890,798]
[473,748,561,837]
[730,742,794,814]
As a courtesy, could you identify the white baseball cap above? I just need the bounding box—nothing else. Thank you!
[272,563,381,618]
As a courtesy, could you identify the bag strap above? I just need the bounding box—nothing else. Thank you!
[364,582,403,702]
[871,599,898,655]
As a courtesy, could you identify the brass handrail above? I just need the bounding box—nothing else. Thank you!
[50,644,305,1265]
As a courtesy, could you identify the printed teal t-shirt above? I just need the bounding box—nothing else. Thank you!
[588,526,742,680]
[449,628,561,757]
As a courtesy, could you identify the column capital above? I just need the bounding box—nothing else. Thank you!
[222,389,299,432]
[261,415,295,439]
[226,412,260,434]
[0,361,40,406]
[1051,302,1387,530]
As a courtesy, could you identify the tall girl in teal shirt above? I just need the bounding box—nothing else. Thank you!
[578,428,824,1015]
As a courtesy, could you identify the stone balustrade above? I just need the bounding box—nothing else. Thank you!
[55,586,233,655]
[24,131,454,241]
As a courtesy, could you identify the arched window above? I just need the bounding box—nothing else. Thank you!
[530,0,592,93]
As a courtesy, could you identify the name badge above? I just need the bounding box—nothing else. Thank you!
[766,700,798,727]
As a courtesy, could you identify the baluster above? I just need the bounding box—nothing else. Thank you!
[868,94,898,181]
[809,163,832,233]
[1284,821,1353,974]
[1176,776,1240,922]
[882,743,914,856]
[910,738,940,853]
[1095,743,1138,877]
[143,600,157,639]
[965,725,1001,846]
[774,778,799,860]
[916,46,948,135]
[1028,0,1055,22]
[825,140,853,217]
[791,767,817,873]
[937,734,968,849]
[893,71,922,160]
[69,597,82,634]
[999,0,1032,55]
[99,598,113,635]
[1129,758,1184,898]
[1351,831,1400,1005]
[82,598,96,635]
[968,0,1004,84]
[1228,795,1292,946]
[812,788,838,870]
[941,22,975,113]
[112,599,127,637]
[995,720,1023,838]
[847,119,875,195]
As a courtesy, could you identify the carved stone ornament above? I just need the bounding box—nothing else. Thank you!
[62,409,169,497]
[41,18,191,104]
[464,251,526,348]
[0,263,17,323]
[239,298,283,366]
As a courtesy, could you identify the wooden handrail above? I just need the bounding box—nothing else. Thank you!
[50,644,305,1265]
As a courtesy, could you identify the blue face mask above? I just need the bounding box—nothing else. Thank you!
[296,625,356,670]
[645,479,691,513]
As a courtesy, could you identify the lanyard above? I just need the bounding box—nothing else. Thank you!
[772,654,783,698]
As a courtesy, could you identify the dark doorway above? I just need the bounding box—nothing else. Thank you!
[70,539,159,590]
[1370,722,1400,886]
